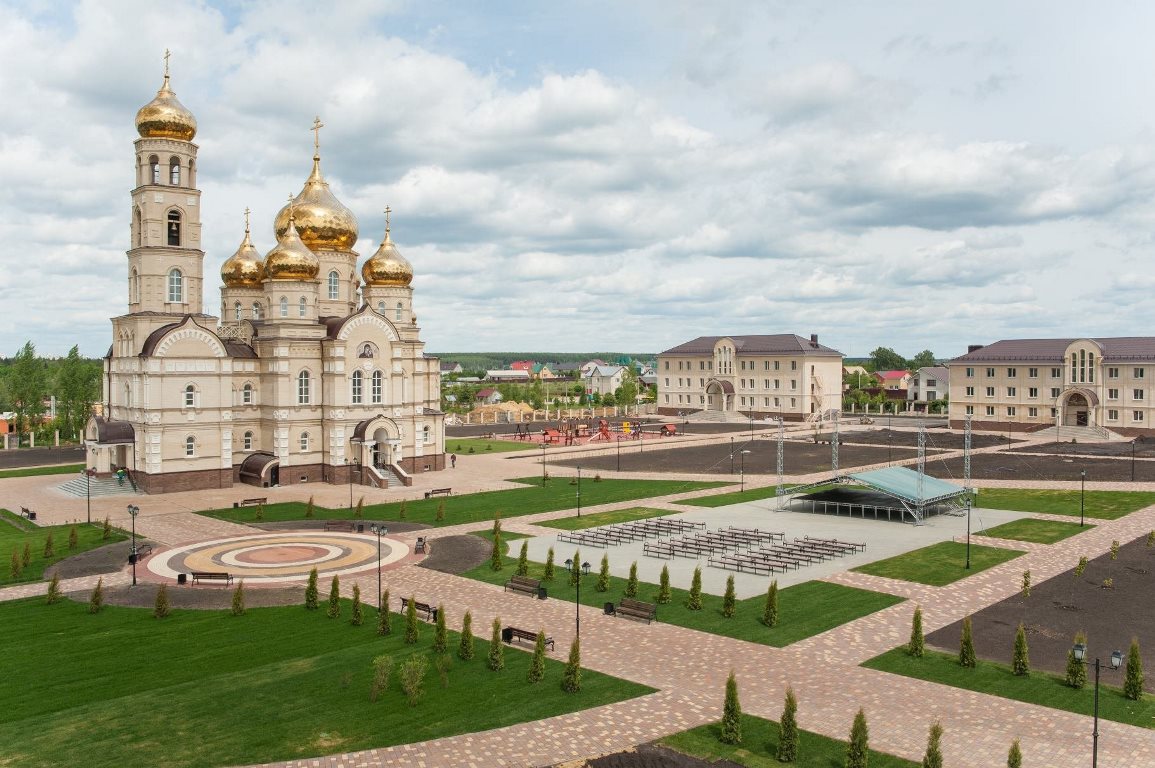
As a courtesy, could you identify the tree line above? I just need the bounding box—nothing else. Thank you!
[1,342,102,443]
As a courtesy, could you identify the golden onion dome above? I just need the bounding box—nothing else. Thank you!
[220,212,263,287]
[273,155,359,251]
[135,71,197,141]
[263,214,319,281]
[361,216,413,287]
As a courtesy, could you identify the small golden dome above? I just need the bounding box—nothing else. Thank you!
[221,211,264,287]
[135,70,197,141]
[263,215,319,281]
[361,214,413,287]
[273,155,359,251]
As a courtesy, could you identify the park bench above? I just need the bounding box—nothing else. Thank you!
[414,537,427,553]
[398,597,438,621]
[423,488,452,499]
[190,571,233,586]
[614,597,656,624]
[504,574,545,599]
[324,521,355,532]
[502,626,555,652]
[234,497,267,508]
[19,506,37,521]
[131,544,153,559]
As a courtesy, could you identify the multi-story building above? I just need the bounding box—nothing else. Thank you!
[948,338,1155,435]
[908,366,950,410]
[656,334,843,420]
[83,59,445,493]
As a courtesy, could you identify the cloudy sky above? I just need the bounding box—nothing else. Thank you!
[3,1,1154,360]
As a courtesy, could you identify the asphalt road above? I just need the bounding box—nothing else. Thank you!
[0,445,85,469]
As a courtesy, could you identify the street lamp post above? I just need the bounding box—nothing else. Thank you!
[349,437,363,511]
[965,494,972,569]
[85,467,95,524]
[730,436,735,474]
[1080,469,1086,527]
[127,504,139,586]
[1072,643,1123,768]
[541,443,548,486]
[369,524,388,613]
[740,450,751,492]
[616,436,621,472]
[576,466,582,518]
[1132,439,1137,482]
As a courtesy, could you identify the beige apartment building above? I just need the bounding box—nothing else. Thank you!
[948,338,1155,436]
[83,60,444,493]
[657,334,843,420]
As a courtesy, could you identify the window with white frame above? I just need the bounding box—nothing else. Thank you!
[1007,387,1016,397]
[965,367,974,377]
[184,384,196,408]
[243,431,254,450]
[1134,389,1145,401]
[371,370,383,404]
[328,270,339,300]
[297,371,310,404]
[252,302,263,319]
[351,370,363,404]
[966,386,975,396]
[1028,368,1038,378]
[1007,368,1017,378]
[1007,406,1016,416]
[1136,368,1146,379]
[965,405,974,415]
[1108,367,1119,378]
[395,302,403,321]
[986,406,995,416]
[1028,387,1038,398]
[279,297,288,317]
[1107,409,1119,421]
[986,368,996,377]
[1050,367,1062,378]
[300,432,310,451]
[298,297,307,317]
[1108,388,1119,400]
[234,302,242,321]
[986,387,995,397]
[185,436,196,457]
[242,383,253,404]
[1051,388,1061,398]
[167,268,183,302]
[1134,410,1145,422]
[1028,407,1038,417]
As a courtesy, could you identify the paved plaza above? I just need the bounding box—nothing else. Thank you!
[4,428,1155,767]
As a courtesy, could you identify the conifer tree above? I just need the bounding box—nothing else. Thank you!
[922,720,943,768]
[102,515,112,540]
[777,686,798,762]
[433,604,448,653]
[327,575,341,619]
[1147,530,1155,548]
[722,575,736,618]
[516,540,529,576]
[488,617,504,671]
[45,571,62,604]
[231,580,246,616]
[405,596,419,644]
[353,497,364,519]
[657,563,671,603]
[1065,631,1088,688]
[8,549,20,580]
[561,637,581,692]
[908,605,924,657]
[1012,623,1030,676]
[398,499,407,519]
[43,531,55,559]
[686,566,703,610]
[1110,539,1120,560]
[569,549,582,587]
[436,500,445,522]
[22,542,31,568]
[846,708,869,768]
[350,583,363,626]
[597,553,610,592]
[68,525,78,550]
[154,583,170,618]
[719,669,742,745]
[458,610,474,660]
[1075,555,1089,578]
[304,567,319,610]
[625,560,639,598]
[543,547,555,580]
[1124,637,1145,701]
[1007,739,1022,768]
[959,615,976,668]
[378,589,391,635]
[762,580,779,627]
[305,495,315,518]
[489,523,504,571]
[1020,569,1031,598]
[88,576,104,614]
[528,630,546,683]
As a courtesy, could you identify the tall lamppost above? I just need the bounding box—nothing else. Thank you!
[347,458,354,512]
[564,557,589,641]
[965,494,972,569]
[126,504,139,586]
[1131,439,1138,482]
[541,443,548,486]
[616,435,621,472]
[1080,469,1087,527]
[85,467,95,524]
[349,437,363,511]
[1072,643,1122,768]
[576,466,582,518]
[740,450,751,492]
[730,436,735,474]
[369,523,388,614]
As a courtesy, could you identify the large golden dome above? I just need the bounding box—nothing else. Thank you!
[361,220,413,287]
[263,216,319,281]
[135,73,197,141]
[273,155,359,251]
[220,214,263,287]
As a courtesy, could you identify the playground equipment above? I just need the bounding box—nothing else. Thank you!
[588,419,613,443]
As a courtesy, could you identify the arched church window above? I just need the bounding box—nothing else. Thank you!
[130,268,139,304]
[167,269,183,303]
[185,435,196,457]
[124,383,132,407]
[243,431,254,450]
[242,383,254,405]
[351,370,363,404]
[297,370,311,404]
[328,270,339,300]
[169,156,181,186]
[188,158,196,186]
[279,297,288,318]
[184,384,196,408]
[234,301,242,321]
[298,296,307,317]
[149,155,160,185]
[395,302,403,321]
[167,210,181,246]
[133,208,142,249]
[377,301,385,315]
[300,432,310,451]
[252,302,263,319]
[371,370,383,404]
[423,425,430,444]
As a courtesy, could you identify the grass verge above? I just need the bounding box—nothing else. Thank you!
[864,647,1155,729]
[0,463,86,479]
[445,437,534,454]
[977,518,1089,544]
[535,507,675,530]
[977,488,1155,520]
[851,541,1023,586]
[0,515,126,586]
[0,598,652,768]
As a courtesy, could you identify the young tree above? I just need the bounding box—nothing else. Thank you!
[959,615,976,668]
[327,575,341,619]
[398,655,427,706]
[154,583,170,618]
[1124,637,1145,701]
[596,553,610,592]
[369,655,392,703]
[304,567,319,610]
[686,566,703,610]
[569,549,582,587]
[1012,623,1030,676]
[1007,738,1022,768]
[543,547,555,580]
[433,604,448,653]
[68,525,78,551]
[908,605,925,657]
[436,501,445,522]
[488,617,504,671]
[405,597,419,644]
[377,589,392,635]
[1110,539,1120,560]
[43,531,55,559]
[846,708,869,768]
[305,495,315,518]
[231,580,246,616]
[719,669,742,745]
[763,580,779,627]
[1065,631,1088,689]
[657,564,671,603]
[45,571,62,604]
[88,576,104,614]
[8,549,20,580]
[516,540,529,576]
[561,637,581,692]
[1075,555,1089,578]
[777,685,799,762]
[1148,530,1155,548]
[458,610,475,660]
[102,516,112,540]
[722,575,736,618]
[55,345,100,440]
[1021,569,1031,598]
[9,341,47,443]
[489,527,504,571]
[398,500,407,520]
[528,630,547,683]
[22,542,31,568]
[624,561,639,598]
[350,583,363,626]
[922,720,943,768]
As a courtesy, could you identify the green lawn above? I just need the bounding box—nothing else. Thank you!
[864,647,1155,729]
[851,541,1024,586]
[978,518,1089,544]
[203,477,726,527]
[661,713,918,768]
[680,484,837,508]
[446,437,534,454]
[0,514,126,586]
[535,507,674,530]
[0,598,652,768]
[462,551,902,647]
[0,463,85,479]
[977,488,1155,520]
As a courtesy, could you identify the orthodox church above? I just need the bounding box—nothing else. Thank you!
[85,57,445,493]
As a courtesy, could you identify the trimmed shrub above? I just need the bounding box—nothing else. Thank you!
[1124,637,1144,701]
[959,615,976,668]
[458,610,475,660]
[88,577,104,614]
[154,583,170,618]
[922,719,943,768]
[1075,556,1088,578]
[43,531,55,559]
[398,500,407,520]
[102,516,112,540]
[597,553,610,592]
[908,605,925,657]
[1012,623,1030,676]
[543,547,555,581]
[378,589,391,635]
[1110,539,1120,560]
[436,501,445,522]
[305,567,319,610]
[569,549,582,587]
[1020,570,1031,598]
[516,541,529,576]
[686,566,703,610]
[22,542,31,568]
[846,708,869,768]
[657,564,671,604]
[326,575,341,619]
[8,549,20,580]
[405,596,419,644]
[68,525,78,551]
[305,496,315,518]
[488,617,504,671]
[369,655,392,702]
[434,653,452,688]
[528,630,547,683]
[45,571,62,605]
[777,686,798,762]
[719,669,742,745]
[762,580,779,627]
[561,637,581,693]
[433,604,448,653]
[353,497,364,519]
[350,584,363,626]
[398,655,427,706]
[1065,631,1088,689]
[625,561,639,598]
[231,580,246,616]
[722,575,736,618]
[1007,739,1022,768]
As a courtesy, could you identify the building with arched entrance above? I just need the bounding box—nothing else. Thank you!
[83,58,445,493]
[948,337,1155,436]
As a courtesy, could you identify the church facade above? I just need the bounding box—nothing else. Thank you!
[85,61,445,494]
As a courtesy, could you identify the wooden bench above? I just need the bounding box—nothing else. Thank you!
[190,571,233,586]
[131,544,153,560]
[504,574,544,598]
[615,597,657,624]
[503,626,555,652]
[235,497,267,508]
[424,488,452,499]
[414,537,426,554]
[399,597,438,621]
[323,521,355,532]
[19,506,37,521]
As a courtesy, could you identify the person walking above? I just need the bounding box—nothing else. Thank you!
[450,453,457,468]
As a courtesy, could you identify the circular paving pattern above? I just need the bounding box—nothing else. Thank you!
[148,532,408,585]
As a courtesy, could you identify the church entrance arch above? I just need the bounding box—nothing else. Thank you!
[1060,389,1098,427]
[352,416,401,471]
[704,379,734,412]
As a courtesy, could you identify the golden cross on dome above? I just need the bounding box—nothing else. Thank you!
[312,116,324,154]
[287,194,296,221]
[384,205,391,234]
[163,49,171,78]
[243,207,251,233]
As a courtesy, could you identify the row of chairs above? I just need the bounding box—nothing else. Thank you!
[709,535,866,575]
[557,517,705,549]
[643,526,785,560]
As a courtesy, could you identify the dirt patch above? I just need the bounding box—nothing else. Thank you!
[250,520,431,534]
[418,534,491,574]
[67,583,305,610]
[832,428,1017,450]
[927,536,1155,691]
[43,540,143,580]
[556,744,741,768]
[1009,438,1155,459]
[926,452,1155,482]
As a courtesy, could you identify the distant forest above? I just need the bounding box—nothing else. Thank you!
[431,352,655,370]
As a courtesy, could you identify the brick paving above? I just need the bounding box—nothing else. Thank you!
[4,445,1155,767]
